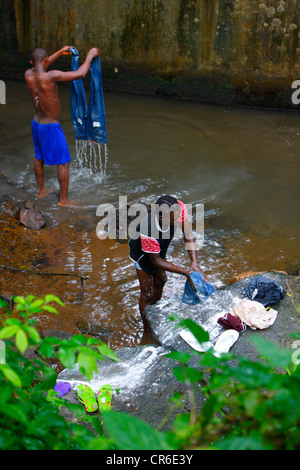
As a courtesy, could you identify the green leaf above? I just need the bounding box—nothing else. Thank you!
[42,305,59,314]
[30,299,45,310]
[77,351,97,380]
[38,340,56,358]
[102,411,174,450]
[231,359,273,388]
[166,350,191,364]
[173,365,203,383]
[16,328,28,353]
[58,347,76,369]
[24,326,41,344]
[217,431,273,450]
[178,318,210,344]
[202,393,225,427]
[45,294,65,306]
[69,334,87,346]
[0,364,22,387]
[250,335,292,369]
[0,298,8,308]
[0,404,28,425]
[95,342,120,362]
[0,325,19,339]
[13,296,26,305]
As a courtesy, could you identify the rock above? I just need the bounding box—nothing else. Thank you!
[15,202,46,230]
[0,295,14,310]
[58,272,300,429]
[230,270,288,284]
[76,320,113,339]
[41,329,73,341]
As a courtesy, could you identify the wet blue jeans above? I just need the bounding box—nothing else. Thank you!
[182,271,215,305]
[70,46,107,144]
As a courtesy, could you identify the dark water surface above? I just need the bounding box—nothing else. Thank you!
[0,80,299,348]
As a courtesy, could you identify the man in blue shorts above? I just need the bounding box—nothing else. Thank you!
[25,45,99,206]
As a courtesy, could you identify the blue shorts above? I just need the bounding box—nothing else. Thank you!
[31,119,71,165]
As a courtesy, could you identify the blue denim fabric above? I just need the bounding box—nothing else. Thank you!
[87,57,107,144]
[70,47,107,143]
[182,271,215,305]
[70,47,88,140]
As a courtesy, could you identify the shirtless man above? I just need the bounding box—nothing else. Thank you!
[25,45,99,206]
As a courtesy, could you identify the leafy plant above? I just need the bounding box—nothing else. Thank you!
[0,295,299,450]
[165,317,300,450]
[0,295,119,450]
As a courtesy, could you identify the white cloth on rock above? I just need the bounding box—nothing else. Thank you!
[231,299,277,330]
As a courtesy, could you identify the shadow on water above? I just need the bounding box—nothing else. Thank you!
[0,80,299,349]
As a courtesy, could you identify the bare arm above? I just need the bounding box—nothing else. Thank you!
[147,253,196,290]
[48,47,100,82]
[47,46,72,67]
[182,219,207,280]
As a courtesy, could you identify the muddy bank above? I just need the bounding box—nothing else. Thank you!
[0,172,114,345]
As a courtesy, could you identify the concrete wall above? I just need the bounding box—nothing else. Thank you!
[2,0,300,107]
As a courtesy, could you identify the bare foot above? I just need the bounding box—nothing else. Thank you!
[37,189,56,199]
[58,199,79,207]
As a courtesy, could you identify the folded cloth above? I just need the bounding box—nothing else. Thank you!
[243,276,286,307]
[231,299,278,330]
[217,312,247,332]
[182,271,215,305]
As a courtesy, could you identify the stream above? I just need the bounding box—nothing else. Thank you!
[0,79,299,349]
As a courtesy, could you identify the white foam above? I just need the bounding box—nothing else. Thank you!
[58,346,168,394]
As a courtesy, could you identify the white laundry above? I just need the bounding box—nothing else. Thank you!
[231,299,277,330]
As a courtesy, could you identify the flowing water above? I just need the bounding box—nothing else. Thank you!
[0,80,299,349]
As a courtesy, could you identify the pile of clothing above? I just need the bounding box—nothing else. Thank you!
[217,276,286,333]
[180,274,286,356]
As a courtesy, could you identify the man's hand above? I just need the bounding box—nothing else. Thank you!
[189,260,208,282]
[189,260,200,273]
[61,46,72,55]
[88,47,100,59]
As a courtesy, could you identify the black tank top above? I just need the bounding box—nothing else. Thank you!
[129,210,175,274]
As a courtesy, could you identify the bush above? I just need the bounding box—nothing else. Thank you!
[0,295,299,450]
[0,294,119,450]
[166,317,300,450]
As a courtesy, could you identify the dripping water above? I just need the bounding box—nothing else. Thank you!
[75,139,108,176]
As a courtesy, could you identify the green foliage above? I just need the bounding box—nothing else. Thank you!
[0,295,299,450]
[0,295,119,450]
[166,318,300,450]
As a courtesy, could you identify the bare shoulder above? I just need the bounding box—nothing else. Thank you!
[46,69,63,80]
[24,68,34,80]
